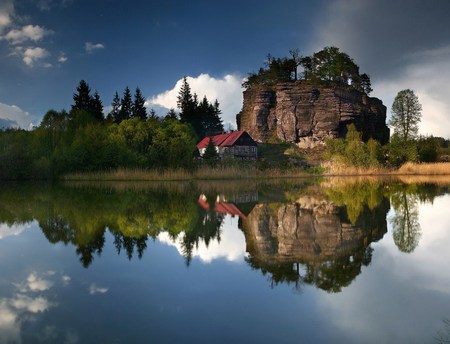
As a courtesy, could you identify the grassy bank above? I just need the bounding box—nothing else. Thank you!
[322,161,450,176]
[63,161,450,182]
[63,165,310,181]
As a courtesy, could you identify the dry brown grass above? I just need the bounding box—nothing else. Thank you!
[395,162,450,175]
[63,166,310,182]
[321,161,392,176]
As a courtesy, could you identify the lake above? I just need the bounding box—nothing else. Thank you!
[1,178,450,343]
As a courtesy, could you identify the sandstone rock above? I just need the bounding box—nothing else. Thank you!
[238,81,389,145]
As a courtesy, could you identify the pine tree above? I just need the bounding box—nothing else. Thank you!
[132,87,147,120]
[177,77,195,122]
[203,137,218,161]
[72,80,93,113]
[119,86,133,122]
[107,91,121,123]
[165,108,178,121]
[91,91,104,121]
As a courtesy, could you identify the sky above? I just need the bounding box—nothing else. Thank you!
[1,0,450,137]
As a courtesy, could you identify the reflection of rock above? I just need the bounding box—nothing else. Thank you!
[241,194,389,291]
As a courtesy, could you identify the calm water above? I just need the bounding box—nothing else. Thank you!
[0,179,450,343]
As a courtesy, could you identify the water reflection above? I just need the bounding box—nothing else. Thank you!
[0,180,448,291]
[241,183,389,292]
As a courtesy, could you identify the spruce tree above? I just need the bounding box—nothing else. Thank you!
[91,91,104,121]
[132,87,147,120]
[108,91,121,123]
[72,80,93,113]
[119,86,133,122]
[203,137,218,161]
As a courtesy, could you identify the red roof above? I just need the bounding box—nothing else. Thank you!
[197,131,247,149]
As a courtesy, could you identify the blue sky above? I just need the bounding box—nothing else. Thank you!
[1,0,450,137]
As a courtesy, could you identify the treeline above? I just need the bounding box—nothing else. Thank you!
[0,79,224,179]
[325,124,450,169]
[244,46,372,94]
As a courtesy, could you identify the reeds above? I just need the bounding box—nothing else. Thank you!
[395,162,450,175]
[63,166,310,182]
[321,161,392,176]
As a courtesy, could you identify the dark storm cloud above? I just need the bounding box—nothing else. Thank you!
[313,0,450,80]
[312,0,450,137]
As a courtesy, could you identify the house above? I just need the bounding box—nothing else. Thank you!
[196,130,258,160]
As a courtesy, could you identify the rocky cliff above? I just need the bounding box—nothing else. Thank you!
[237,81,389,146]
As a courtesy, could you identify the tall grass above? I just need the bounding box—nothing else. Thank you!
[63,166,310,181]
[395,162,450,175]
[321,161,392,176]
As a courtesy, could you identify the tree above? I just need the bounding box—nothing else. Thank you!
[132,87,147,120]
[119,86,133,122]
[203,137,218,161]
[390,190,421,253]
[72,80,93,113]
[107,91,121,123]
[91,91,104,121]
[165,108,178,121]
[289,48,302,80]
[389,89,422,142]
[177,77,196,122]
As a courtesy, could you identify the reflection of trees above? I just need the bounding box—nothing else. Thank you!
[390,190,421,253]
[242,182,390,293]
[0,184,228,267]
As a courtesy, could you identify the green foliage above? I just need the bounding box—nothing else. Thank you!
[132,87,147,120]
[387,133,418,167]
[203,137,218,163]
[417,136,438,162]
[244,46,372,94]
[72,80,104,121]
[389,89,422,142]
[0,106,198,179]
[176,77,223,138]
[324,124,384,168]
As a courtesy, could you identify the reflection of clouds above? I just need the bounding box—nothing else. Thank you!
[62,275,71,286]
[27,272,54,291]
[0,271,63,343]
[0,222,33,239]
[316,195,450,343]
[10,294,52,313]
[89,284,109,295]
[14,272,54,293]
[158,215,246,263]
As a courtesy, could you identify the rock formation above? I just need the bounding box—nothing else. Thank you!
[237,81,390,146]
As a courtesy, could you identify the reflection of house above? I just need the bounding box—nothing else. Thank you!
[196,130,258,160]
[198,195,247,218]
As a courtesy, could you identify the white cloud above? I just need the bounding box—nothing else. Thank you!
[88,284,108,295]
[3,24,50,45]
[21,46,49,66]
[58,53,67,63]
[147,73,244,129]
[0,0,14,33]
[85,42,105,53]
[0,102,35,129]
